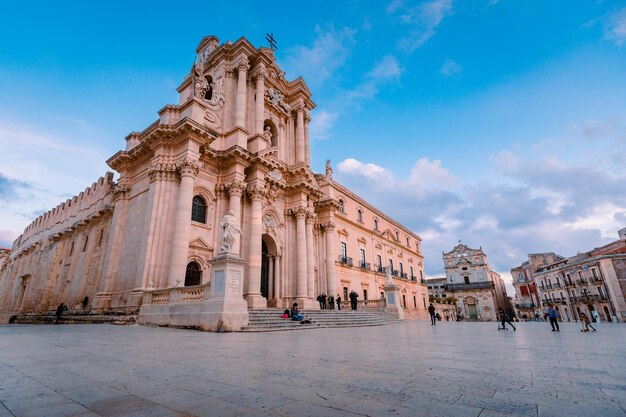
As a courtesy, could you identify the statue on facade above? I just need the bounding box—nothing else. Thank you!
[325,159,333,179]
[219,210,241,253]
[263,125,272,141]
[192,63,210,99]
[385,266,394,286]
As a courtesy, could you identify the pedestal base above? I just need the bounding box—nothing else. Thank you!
[245,294,267,309]
[384,284,405,320]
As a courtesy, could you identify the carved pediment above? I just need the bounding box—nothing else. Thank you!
[190,237,212,250]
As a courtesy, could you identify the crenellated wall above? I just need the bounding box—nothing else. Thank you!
[0,173,116,321]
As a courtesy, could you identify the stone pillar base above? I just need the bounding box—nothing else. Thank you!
[384,284,404,320]
[245,294,267,309]
[294,298,319,310]
[205,253,249,331]
[92,293,112,313]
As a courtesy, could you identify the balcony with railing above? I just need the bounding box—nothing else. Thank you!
[400,272,408,279]
[376,264,384,273]
[545,284,553,289]
[391,269,399,277]
[338,256,353,266]
[445,281,494,291]
[410,275,417,282]
[359,261,371,271]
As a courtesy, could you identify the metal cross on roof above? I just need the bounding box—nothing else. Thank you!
[266,33,277,50]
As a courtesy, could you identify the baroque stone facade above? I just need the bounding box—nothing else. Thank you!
[442,244,512,321]
[0,35,428,322]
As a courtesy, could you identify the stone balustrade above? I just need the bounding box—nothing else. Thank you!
[143,284,210,305]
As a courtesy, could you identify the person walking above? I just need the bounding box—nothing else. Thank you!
[328,295,335,310]
[428,303,436,326]
[498,308,516,331]
[317,294,323,309]
[579,312,596,332]
[336,295,342,310]
[55,302,67,324]
[321,293,327,309]
[547,305,560,332]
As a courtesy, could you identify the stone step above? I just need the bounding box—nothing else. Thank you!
[241,309,396,332]
[11,312,137,326]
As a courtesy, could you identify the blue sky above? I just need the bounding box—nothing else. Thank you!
[1,0,626,293]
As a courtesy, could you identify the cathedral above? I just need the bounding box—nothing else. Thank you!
[0,36,428,328]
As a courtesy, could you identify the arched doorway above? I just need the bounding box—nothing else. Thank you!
[261,240,269,298]
[184,262,202,286]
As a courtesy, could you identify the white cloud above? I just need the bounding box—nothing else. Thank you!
[409,157,458,189]
[337,158,392,182]
[605,7,626,46]
[490,150,520,175]
[0,229,18,249]
[392,0,453,52]
[440,59,462,76]
[282,25,356,88]
[369,55,403,80]
[310,110,338,140]
[386,0,404,14]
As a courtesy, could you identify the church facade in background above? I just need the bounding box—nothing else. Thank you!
[0,36,428,323]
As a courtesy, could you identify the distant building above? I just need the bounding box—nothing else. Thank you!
[530,229,626,323]
[442,243,512,321]
[510,253,564,320]
[425,277,448,299]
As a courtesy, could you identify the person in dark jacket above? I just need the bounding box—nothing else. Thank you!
[291,303,304,321]
[547,305,560,332]
[329,295,335,309]
[428,303,436,325]
[55,303,67,324]
[336,295,342,310]
[498,308,516,331]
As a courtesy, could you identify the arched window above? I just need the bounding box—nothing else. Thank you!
[357,209,362,222]
[338,199,345,213]
[395,231,399,241]
[191,196,207,223]
[185,262,202,286]
[374,218,378,231]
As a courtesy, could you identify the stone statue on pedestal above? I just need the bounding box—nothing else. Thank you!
[325,159,333,179]
[385,266,394,286]
[219,210,241,254]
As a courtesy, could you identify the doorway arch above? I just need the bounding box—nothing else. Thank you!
[261,234,279,301]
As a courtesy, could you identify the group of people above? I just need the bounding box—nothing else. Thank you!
[316,293,341,310]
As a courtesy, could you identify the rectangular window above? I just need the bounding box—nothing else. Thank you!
[381,291,384,300]
[402,294,406,308]
[343,287,348,301]
[591,268,598,279]
[413,296,417,308]
[341,242,347,259]
[377,255,382,270]
[82,235,89,252]
[423,297,427,308]
[399,262,404,276]
[410,266,414,279]
[360,249,366,265]
[69,241,75,256]
[598,287,604,297]
[389,259,394,271]
[419,270,423,280]
[363,289,368,300]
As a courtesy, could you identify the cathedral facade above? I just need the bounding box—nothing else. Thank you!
[443,244,512,321]
[0,36,428,323]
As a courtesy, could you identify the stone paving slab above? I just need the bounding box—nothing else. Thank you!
[0,321,624,417]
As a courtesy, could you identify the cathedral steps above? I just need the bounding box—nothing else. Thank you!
[239,309,399,332]
[10,311,137,326]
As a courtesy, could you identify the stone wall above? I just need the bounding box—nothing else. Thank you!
[0,174,115,321]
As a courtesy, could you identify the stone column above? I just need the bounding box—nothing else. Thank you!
[245,185,266,308]
[324,222,337,298]
[273,255,281,300]
[235,61,249,128]
[306,212,316,299]
[295,208,308,299]
[225,180,246,256]
[167,159,199,287]
[268,255,274,299]
[304,112,311,166]
[296,108,305,163]
[254,67,265,135]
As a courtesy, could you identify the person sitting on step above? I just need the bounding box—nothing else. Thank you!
[290,303,304,321]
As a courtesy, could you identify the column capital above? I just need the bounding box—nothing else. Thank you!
[225,180,247,197]
[292,206,308,219]
[322,221,336,231]
[305,211,316,225]
[177,158,200,179]
[113,181,132,201]
[303,112,311,124]
[237,59,250,73]
[148,162,178,182]
[247,185,266,201]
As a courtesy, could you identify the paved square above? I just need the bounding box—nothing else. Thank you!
[0,321,624,417]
